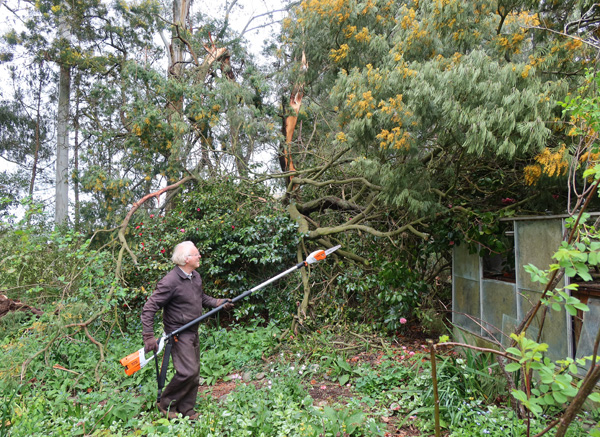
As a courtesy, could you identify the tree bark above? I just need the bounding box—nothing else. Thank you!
[29,62,44,198]
[289,203,310,334]
[73,74,80,230]
[170,0,192,83]
[55,16,71,226]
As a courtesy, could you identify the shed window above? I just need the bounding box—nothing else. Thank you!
[481,224,515,282]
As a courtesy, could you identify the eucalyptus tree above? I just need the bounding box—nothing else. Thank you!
[0,57,54,209]
[76,0,283,225]
[0,0,163,227]
[0,4,56,219]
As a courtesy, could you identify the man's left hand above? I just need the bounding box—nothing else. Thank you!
[219,298,234,310]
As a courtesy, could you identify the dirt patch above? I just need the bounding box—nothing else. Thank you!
[196,334,445,436]
[307,380,354,404]
[0,294,43,319]
[202,375,429,436]
[381,416,424,437]
[198,380,237,401]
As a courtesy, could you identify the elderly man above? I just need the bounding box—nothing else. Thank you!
[141,241,233,419]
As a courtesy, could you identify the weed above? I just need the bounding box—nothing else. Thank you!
[1,321,596,436]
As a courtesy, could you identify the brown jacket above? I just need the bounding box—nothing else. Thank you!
[141,267,220,335]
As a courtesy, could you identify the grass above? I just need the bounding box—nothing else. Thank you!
[0,317,599,436]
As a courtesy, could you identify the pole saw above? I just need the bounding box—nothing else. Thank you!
[119,245,341,402]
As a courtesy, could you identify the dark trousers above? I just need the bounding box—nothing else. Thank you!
[160,330,199,415]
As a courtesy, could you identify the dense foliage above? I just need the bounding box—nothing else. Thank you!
[122,178,301,323]
[2,319,599,436]
[2,0,600,435]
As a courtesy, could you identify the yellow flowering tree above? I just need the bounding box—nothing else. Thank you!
[277,0,596,232]
[273,0,598,329]
[525,70,600,215]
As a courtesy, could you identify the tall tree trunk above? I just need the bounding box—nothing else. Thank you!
[170,0,191,87]
[55,17,71,225]
[160,0,192,210]
[29,63,44,197]
[73,74,80,230]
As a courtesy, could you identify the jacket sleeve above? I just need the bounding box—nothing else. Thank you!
[141,274,175,333]
[202,293,221,308]
[198,275,220,308]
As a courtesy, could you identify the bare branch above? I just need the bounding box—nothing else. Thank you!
[308,219,428,240]
[239,7,293,37]
[291,177,382,191]
[118,176,196,267]
[525,25,600,51]
[296,196,363,215]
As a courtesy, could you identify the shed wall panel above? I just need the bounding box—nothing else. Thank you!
[453,244,479,280]
[481,280,517,343]
[453,276,481,334]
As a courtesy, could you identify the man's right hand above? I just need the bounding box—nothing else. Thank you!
[143,332,158,354]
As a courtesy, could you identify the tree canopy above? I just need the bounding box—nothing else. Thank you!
[1,0,599,351]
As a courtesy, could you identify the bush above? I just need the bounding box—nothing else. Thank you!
[122,178,300,323]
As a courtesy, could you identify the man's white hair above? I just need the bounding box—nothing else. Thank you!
[172,241,196,266]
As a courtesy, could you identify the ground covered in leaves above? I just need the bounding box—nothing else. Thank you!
[2,316,598,436]
[197,328,442,437]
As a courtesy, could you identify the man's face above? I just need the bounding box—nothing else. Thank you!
[186,247,201,270]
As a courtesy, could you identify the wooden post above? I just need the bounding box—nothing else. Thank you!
[428,340,441,437]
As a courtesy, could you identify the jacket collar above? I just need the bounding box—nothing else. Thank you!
[176,266,194,280]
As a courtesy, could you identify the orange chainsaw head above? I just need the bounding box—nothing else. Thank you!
[313,250,326,261]
[305,250,327,264]
[120,350,141,376]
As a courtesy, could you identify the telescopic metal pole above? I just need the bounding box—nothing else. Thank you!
[155,245,341,402]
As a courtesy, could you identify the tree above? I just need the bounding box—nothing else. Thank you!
[70,0,282,225]
[269,0,595,328]
[54,6,71,225]
[0,72,53,217]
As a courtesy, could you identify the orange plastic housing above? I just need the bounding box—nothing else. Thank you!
[120,350,142,376]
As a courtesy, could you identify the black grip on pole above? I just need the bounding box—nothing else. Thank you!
[156,339,173,403]
[153,348,160,397]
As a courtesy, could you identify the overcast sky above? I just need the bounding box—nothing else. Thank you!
[198,0,289,61]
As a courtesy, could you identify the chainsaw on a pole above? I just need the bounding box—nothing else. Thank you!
[119,245,341,401]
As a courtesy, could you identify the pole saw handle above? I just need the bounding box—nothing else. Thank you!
[119,335,165,376]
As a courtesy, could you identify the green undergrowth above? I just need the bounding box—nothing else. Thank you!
[0,319,598,436]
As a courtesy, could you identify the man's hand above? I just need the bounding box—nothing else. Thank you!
[219,298,234,310]
[143,332,158,354]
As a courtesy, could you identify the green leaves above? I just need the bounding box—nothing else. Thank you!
[334,356,353,386]
[505,333,586,416]
[321,406,366,436]
[123,179,300,321]
[524,263,549,285]
[504,362,521,373]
